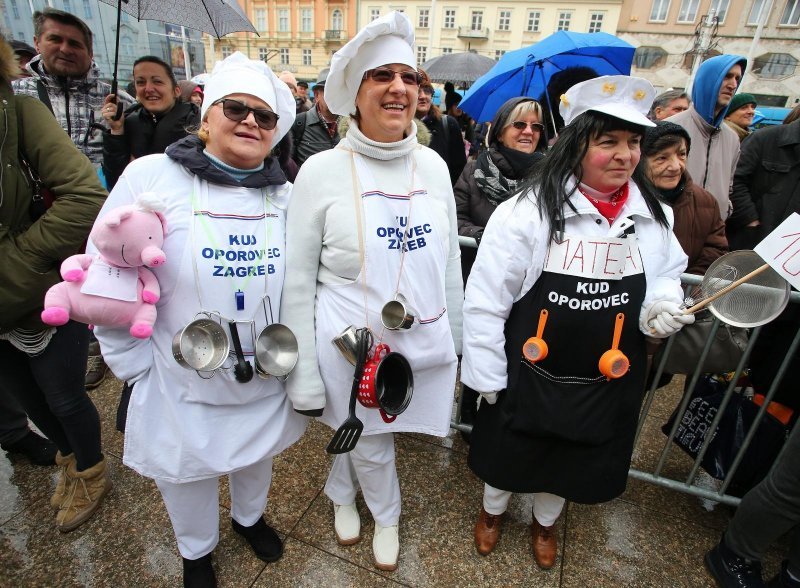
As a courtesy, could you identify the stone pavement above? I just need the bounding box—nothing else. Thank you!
[0,376,787,587]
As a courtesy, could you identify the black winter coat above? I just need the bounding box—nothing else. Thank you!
[422,114,467,186]
[103,101,200,190]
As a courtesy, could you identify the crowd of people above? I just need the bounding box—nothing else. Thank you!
[1,6,799,588]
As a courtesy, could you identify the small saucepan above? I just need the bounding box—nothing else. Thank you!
[172,315,230,375]
[358,343,413,423]
[255,323,299,379]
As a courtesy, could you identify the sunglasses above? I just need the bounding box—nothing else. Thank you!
[212,98,279,130]
[510,120,545,133]
[363,67,423,86]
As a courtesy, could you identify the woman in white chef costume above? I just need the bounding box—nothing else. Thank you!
[281,12,463,572]
[94,53,307,587]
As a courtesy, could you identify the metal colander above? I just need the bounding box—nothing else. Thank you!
[686,250,790,328]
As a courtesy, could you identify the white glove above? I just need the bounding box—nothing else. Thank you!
[478,391,498,405]
[643,300,695,338]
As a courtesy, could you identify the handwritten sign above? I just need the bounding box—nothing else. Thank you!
[754,213,800,291]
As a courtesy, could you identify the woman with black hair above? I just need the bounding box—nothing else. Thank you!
[102,55,200,190]
[462,76,692,569]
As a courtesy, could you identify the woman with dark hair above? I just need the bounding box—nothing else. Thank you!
[415,69,467,185]
[102,55,200,190]
[462,76,691,569]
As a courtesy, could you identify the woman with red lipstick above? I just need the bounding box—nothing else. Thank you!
[462,76,692,570]
[281,12,462,573]
[93,53,306,587]
[102,55,200,190]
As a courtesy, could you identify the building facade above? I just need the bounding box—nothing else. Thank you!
[617,0,800,106]
[206,0,358,82]
[2,0,206,83]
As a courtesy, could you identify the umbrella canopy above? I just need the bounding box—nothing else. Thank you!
[460,31,635,123]
[95,0,256,38]
[420,52,496,85]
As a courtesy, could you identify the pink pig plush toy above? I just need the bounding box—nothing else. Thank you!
[41,192,167,339]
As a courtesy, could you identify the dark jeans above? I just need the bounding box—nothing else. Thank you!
[725,423,800,576]
[0,321,102,470]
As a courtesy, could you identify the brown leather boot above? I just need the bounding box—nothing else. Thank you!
[56,456,113,532]
[50,451,76,510]
[474,508,504,556]
[531,519,558,569]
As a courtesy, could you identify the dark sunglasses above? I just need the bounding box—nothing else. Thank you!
[510,120,545,132]
[212,98,279,130]
[363,67,423,86]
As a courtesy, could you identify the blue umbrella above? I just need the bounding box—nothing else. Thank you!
[460,31,635,123]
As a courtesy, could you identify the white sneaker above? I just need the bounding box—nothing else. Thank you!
[373,524,399,571]
[333,503,361,545]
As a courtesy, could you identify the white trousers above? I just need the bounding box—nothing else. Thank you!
[155,457,273,560]
[483,484,565,527]
[324,432,400,527]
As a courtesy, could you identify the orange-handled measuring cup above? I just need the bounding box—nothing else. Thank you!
[522,309,549,363]
[598,313,629,380]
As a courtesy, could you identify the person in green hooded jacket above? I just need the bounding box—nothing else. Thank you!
[0,34,110,533]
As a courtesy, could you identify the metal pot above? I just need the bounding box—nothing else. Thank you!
[255,323,299,378]
[358,343,414,423]
[172,317,230,373]
[332,325,359,366]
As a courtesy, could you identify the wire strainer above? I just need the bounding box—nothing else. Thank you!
[685,250,790,328]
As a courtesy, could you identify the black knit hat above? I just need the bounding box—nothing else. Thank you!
[642,120,691,155]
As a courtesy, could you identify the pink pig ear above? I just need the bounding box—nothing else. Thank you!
[104,208,133,228]
[156,212,168,236]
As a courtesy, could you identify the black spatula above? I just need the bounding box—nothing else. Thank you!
[326,328,371,454]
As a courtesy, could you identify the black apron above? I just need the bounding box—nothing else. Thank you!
[468,229,647,504]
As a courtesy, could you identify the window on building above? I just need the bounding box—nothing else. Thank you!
[222,46,232,58]
[650,0,671,21]
[278,9,289,32]
[258,47,268,61]
[589,12,604,32]
[280,48,290,64]
[527,10,541,31]
[780,0,800,24]
[303,48,312,66]
[370,8,381,21]
[83,0,92,19]
[748,0,767,23]
[677,0,700,22]
[444,9,456,28]
[709,0,730,21]
[301,8,313,32]
[633,46,668,69]
[418,8,429,28]
[494,50,506,60]
[254,8,267,32]
[63,0,72,13]
[498,10,511,30]
[417,45,427,64]
[471,10,483,30]
[557,11,572,31]
[331,9,343,30]
[753,52,798,77]
[442,47,453,54]
[10,0,20,19]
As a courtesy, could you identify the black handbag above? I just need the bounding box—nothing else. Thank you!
[657,312,748,375]
[662,375,787,495]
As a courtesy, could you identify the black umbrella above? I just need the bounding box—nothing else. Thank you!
[420,52,496,86]
[96,0,257,118]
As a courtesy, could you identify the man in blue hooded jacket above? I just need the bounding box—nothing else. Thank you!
[667,54,747,221]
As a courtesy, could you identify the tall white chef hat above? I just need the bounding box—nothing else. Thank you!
[201,52,296,142]
[324,11,416,117]
[559,75,657,128]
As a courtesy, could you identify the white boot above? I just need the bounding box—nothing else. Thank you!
[373,524,399,571]
[334,503,361,545]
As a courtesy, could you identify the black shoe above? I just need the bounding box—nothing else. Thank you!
[768,562,800,588]
[705,538,765,588]
[232,517,283,562]
[182,553,217,588]
[1,430,57,466]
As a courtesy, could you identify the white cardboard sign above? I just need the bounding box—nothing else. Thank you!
[754,212,800,291]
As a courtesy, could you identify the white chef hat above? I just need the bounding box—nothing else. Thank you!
[324,11,416,117]
[200,52,296,142]
[559,75,657,128]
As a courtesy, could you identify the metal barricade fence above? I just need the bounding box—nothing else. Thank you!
[452,236,799,507]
